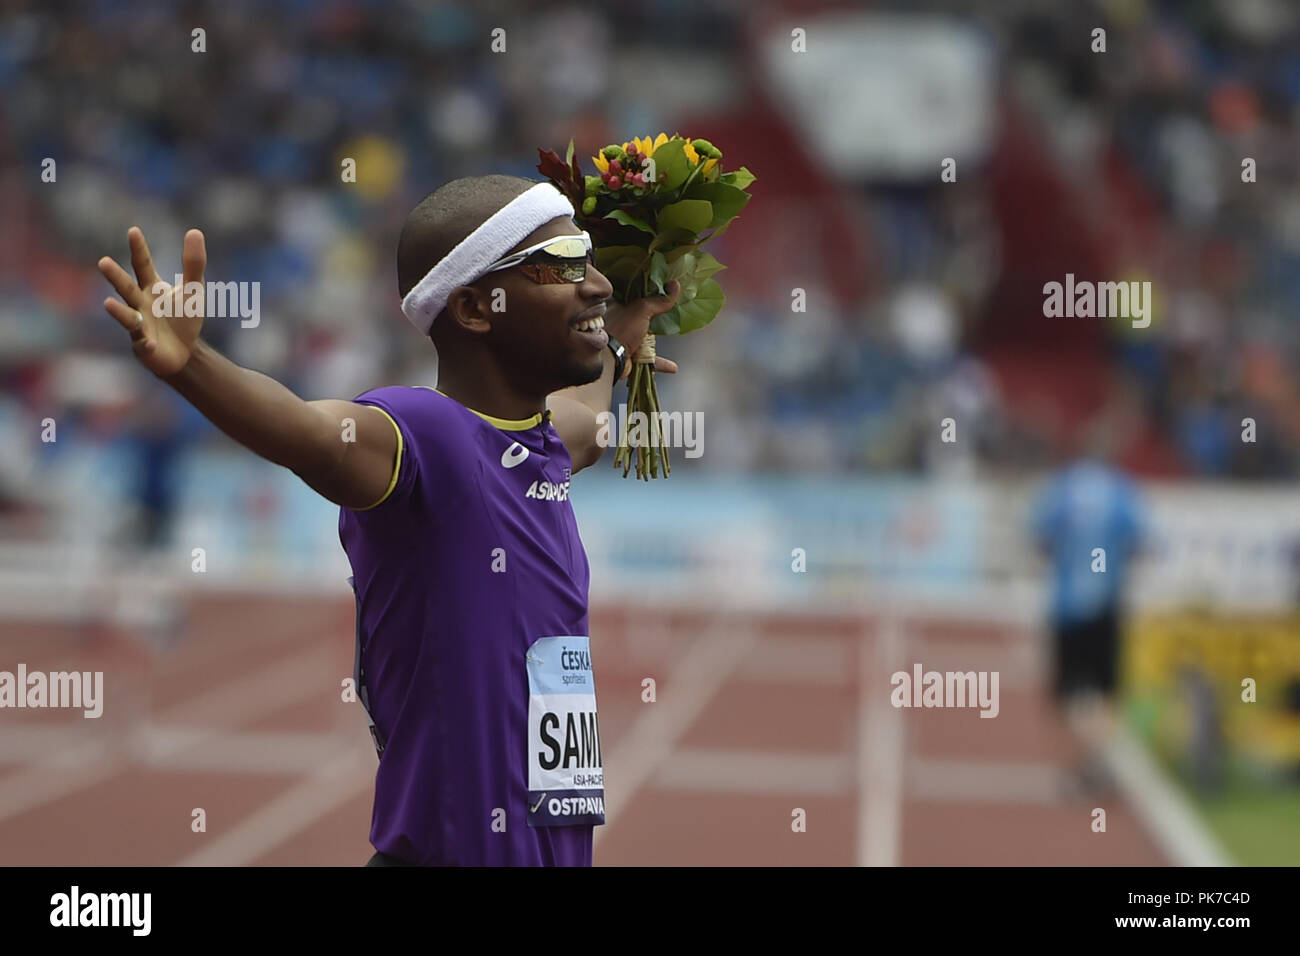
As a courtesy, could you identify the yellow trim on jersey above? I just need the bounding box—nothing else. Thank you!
[354,406,404,511]
[413,385,544,431]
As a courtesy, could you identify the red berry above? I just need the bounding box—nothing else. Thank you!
[609,160,622,174]
[610,176,622,189]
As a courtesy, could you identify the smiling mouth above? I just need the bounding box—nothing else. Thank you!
[572,314,606,333]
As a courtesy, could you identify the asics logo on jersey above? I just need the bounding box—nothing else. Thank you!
[501,442,530,469]
[525,479,570,502]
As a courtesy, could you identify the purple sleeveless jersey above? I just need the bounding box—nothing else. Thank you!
[338,385,604,866]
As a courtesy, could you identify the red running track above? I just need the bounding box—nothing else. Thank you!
[0,593,1167,865]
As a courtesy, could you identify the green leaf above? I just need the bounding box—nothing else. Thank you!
[719,165,756,189]
[676,277,725,333]
[668,250,725,302]
[657,199,712,236]
[648,251,669,294]
[651,277,724,335]
[660,250,696,297]
[596,246,648,286]
[648,227,696,253]
[604,209,655,234]
[594,244,647,267]
[682,182,750,227]
[651,309,681,335]
[697,219,734,245]
[608,255,647,280]
[667,246,698,271]
[564,138,575,167]
[690,251,726,282]
[653,139,692,190]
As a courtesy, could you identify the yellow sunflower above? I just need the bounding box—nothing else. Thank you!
[593,133,671,174]
[631,132,670,157]
[683,139,719,175]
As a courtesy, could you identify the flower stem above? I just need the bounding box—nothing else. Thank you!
[648,365,670,476]
[678,156,706,196]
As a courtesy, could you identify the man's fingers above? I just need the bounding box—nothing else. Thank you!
[648,280,681,313]
[181,228,206,289]
[635,280,681,318]
[127,226,161,289]
[654,356,679,374]
[98,257,143,308]
[106,299,157,355]
[104,298,148,339]
[103,297,139,332]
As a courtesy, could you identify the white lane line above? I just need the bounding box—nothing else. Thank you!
[0,742,120,833]
[656,748,851,796]
[735,636,855,685]
[0,725,97,762]
[175,746,374,867]
[908,757,1063,805]
[1105,724,1233,867]
[858,615,904,866]
[133,727,351,774]
[596,625,759,836]
[151,647,335,727]
[0,724,358,776]
[0,646,335,824]
[590,750,1066,805]
[914,636,1038,689]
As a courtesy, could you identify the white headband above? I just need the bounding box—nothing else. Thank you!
[400,181,576,337]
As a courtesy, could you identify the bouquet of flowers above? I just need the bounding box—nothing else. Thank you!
[538,133,755,479]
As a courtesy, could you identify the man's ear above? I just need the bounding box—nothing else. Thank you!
[444,285,494,334]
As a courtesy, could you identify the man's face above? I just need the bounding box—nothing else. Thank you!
[470,216,614,393]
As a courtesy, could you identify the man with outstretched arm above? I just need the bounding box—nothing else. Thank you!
[97,175,680,865]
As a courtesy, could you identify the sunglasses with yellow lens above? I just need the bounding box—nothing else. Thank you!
[482,232,594,284]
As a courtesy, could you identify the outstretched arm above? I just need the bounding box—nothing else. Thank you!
[98,227,399,510]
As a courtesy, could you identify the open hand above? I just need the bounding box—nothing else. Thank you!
[98,227,207,379]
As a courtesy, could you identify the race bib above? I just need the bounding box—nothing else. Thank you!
[526,636,605,827]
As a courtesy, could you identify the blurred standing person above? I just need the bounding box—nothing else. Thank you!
[1031,427,1145,796]
[125,382,195,550]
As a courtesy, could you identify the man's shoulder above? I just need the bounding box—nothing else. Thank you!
[339,387,480,514]
[349,386,484,477]
[353,383,435,407]
[353,385,467,429]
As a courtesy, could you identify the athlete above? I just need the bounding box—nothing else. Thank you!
[96,175,681,865]
[1031,431,1145,798]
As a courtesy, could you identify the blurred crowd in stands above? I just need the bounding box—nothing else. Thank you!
[2,0,1299,543]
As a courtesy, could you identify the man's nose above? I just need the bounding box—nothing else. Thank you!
[582,260,614,300]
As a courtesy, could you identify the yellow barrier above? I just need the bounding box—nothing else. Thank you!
[1127,610,1300,767]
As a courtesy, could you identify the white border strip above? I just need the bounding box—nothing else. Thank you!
[858,615,904,866]
[1105,723,1234,866]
